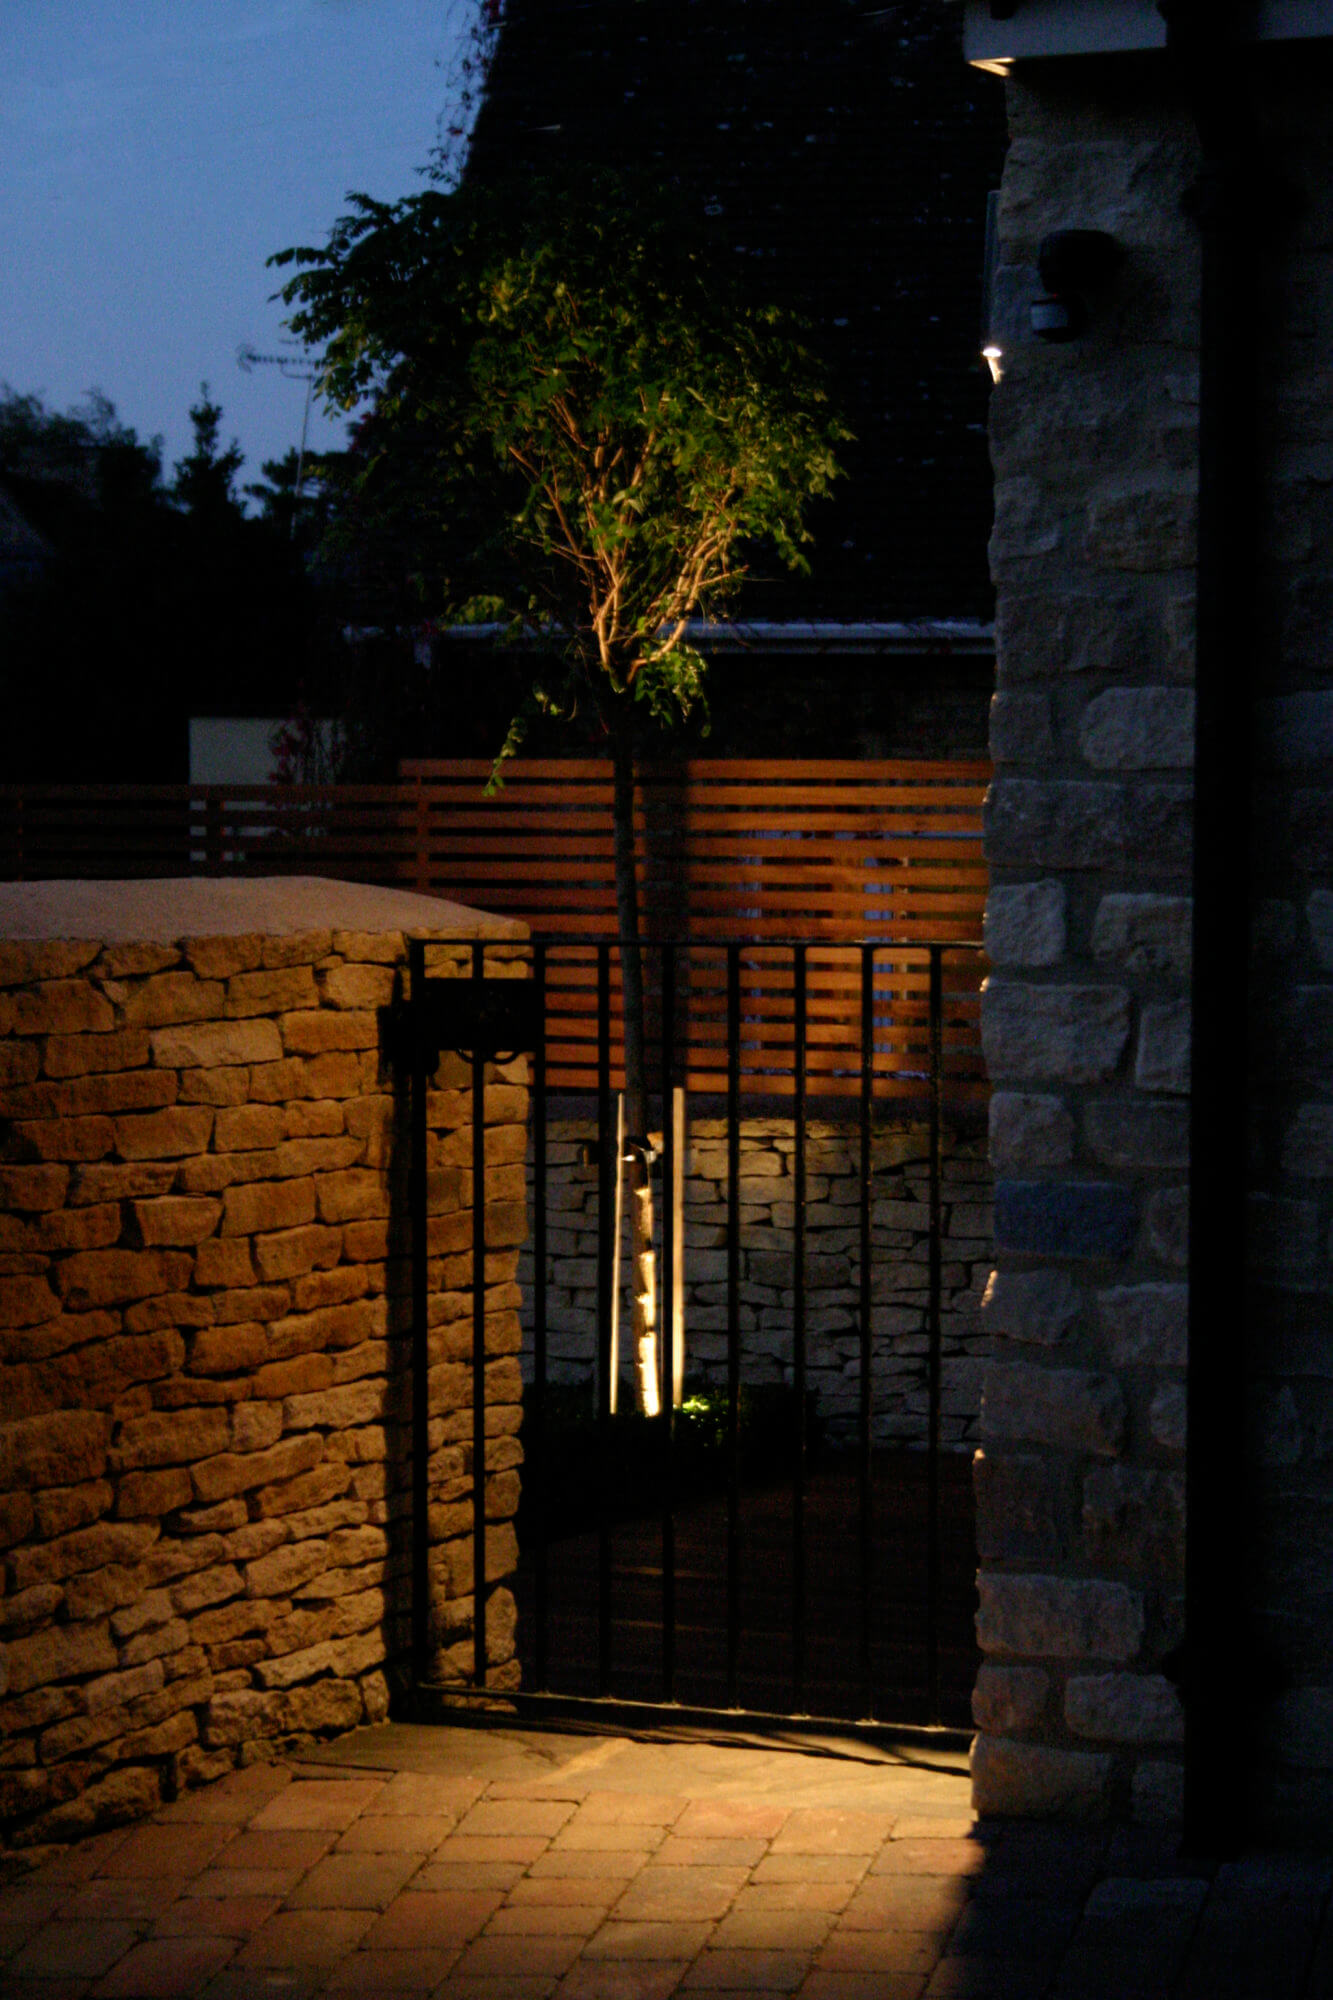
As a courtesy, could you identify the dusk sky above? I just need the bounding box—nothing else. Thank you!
[2,1,472,493]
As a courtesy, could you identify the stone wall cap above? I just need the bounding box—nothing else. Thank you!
[0,876,528,944]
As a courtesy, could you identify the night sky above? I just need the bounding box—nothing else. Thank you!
[2,1,470,491]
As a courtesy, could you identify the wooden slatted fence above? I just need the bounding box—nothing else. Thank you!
[0,761,988,1098]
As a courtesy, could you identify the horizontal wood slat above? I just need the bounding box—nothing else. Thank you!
[0,760,988,1097]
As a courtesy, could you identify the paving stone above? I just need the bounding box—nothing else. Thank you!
[234,1907,377,1967]
[752,1855,869,1887]
[654,1837,770,1869]
[924,1959,1052,1997]
[869,1840,987,1879]
[817,1930,942,1974]
[67,1876,170,1920]
[97,1822,234,1878]
[159,1766,291,1823]
[7,1919,141,1978]
[1,1978,100,2000]
[458,1800,578,1839]
[415,1858,532,1892]
[839,1876,969,1931]
[209,1828,335,1873]
[674,1802,789,1842]
[432,1834,555,1866]
[452,1932,585,1977]
[437,1979,559,2000]
[335,1813,456,1853]
[529,1851,653,1882]
[200,1970,324,2000]
[583,1920,715,1960]
[364,1888,505,1949]
[557,1962,688,2000]
[802,1976,928,2000]
[184,1866,310,1901]
[611,1865,748,1922]
[322,1945,461,1991]
[556,1823,672,1854]
[155,1895,282,1936]
[92,1934,238,1997]
[284,1850,423,1910]
[509,1876,630,1908]
[574,1793,689,1827]
[681,1947,809,1990]
[248,1781,386,1831]
[363,1773,484,1818]
[0,1884,67,1928]
[768,1810,893,1855]
[487,1905,608,1936]
[733,1882,855,1914]
[710,1907,835,1951]
[888,1818,977,1843]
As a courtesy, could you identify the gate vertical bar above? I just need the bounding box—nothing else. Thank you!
[858,944,875,1719]
[596,944,614,1694]
[726,942,742,1709]
[927,946,944,1725]
[659,944,677,1702]
[532,943,549,1690]
[792,943,808,1713]
[409,938,430,1681]
[471,941,488,1686]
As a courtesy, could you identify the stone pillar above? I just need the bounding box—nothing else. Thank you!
[973,68,1199,1823]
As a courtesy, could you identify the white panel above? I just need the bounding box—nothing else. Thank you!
[188,716,284,786]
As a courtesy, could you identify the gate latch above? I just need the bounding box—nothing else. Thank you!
[389,977,541,1077]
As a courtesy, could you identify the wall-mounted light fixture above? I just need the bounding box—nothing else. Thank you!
[980,189,1005,380]
[1030,229,1122,342]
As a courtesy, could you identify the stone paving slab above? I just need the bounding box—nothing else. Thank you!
[1,1722,1331,1998]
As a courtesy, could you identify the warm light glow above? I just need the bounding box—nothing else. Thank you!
[983,345,1004,385]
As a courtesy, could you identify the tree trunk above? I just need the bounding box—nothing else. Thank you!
[611,719,660,1418]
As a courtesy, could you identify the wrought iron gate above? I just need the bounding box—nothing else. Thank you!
[399,936,985,1745]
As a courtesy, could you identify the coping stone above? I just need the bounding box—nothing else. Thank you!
[0,876,527,944]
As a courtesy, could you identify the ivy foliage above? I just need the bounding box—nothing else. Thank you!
[271,170,849,761]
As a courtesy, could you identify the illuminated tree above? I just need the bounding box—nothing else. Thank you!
[274,169,847,1412]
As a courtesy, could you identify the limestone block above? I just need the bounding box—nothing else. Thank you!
[990,690,1056,765]
[971,1733,1113,1820]
[985,882,1066,968]
[989,1092,1074,1170]
[1149,1382,1186,1452]
[990,474,1063,571]
[0,1409,108,1489]
[133,1196,223,1246]
[982,1361,1125,1456]
[972,1662,1050,1735]
[996,585,1146,681]
[121,974,225,1028]
[1247,1193,1318,1282]
[253,1224,343,1283]
[194,1238,256,1289]
[53,1249,192,1310]
[1084,487,1197,572]
[1084,1099,1189,1169]
[1092,894,1192,979]
[225,967,319,1018]
[279,1009,379,1055]
[0,1164,70,1212]
[995,1180,1137,1260]
[5,1620,119,1696]
[1282,1104,1333,1177]
[974,1450,1067,1564]
[0,1273,62,1327]
[1133,1760,1184,1824]
[986,778,1124,871]
[151,1018,283,1068]
[980,1267,1081,1344]
[1286,988,1333,1088]
[1079,687,1195,770]
[1083,1464,1184,1578]
[975,1573,1144,1662]
[1307,890,1333,972]
[1135,1002,1190,1093]
[214,1104,286,1152]
[321,962,398,1009]
[1095,1284,1187,1366]
[116,1468,193,1518]
[221,1179,317,1237]
[1065,1672,1183,1744]
[9,980,115,1037]
[191,1433,324,1505]
[113,1105,215,1160]
[982,982,1131,1083]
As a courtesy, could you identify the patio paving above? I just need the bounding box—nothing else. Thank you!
[0,1720,1329,1999]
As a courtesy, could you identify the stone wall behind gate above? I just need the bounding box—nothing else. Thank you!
[0,888,527,1855]
[520,1110,993,1446]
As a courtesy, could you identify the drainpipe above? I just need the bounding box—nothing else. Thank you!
[1159,0,1260,1856]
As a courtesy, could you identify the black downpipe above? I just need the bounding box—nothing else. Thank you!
[1161,0,1259,1856]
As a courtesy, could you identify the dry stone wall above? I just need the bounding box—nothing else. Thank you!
[0,888,527,1854]
[522,1111,992,1446]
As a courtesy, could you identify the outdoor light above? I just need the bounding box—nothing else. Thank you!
[1030,228,1121,343]
[982,345,1005,383]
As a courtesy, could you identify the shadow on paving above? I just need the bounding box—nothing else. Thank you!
[1,1721,1331,1999]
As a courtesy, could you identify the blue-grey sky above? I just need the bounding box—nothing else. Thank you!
[1,1,471,491]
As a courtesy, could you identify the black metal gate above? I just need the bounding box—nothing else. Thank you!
[398,936,984,1745]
